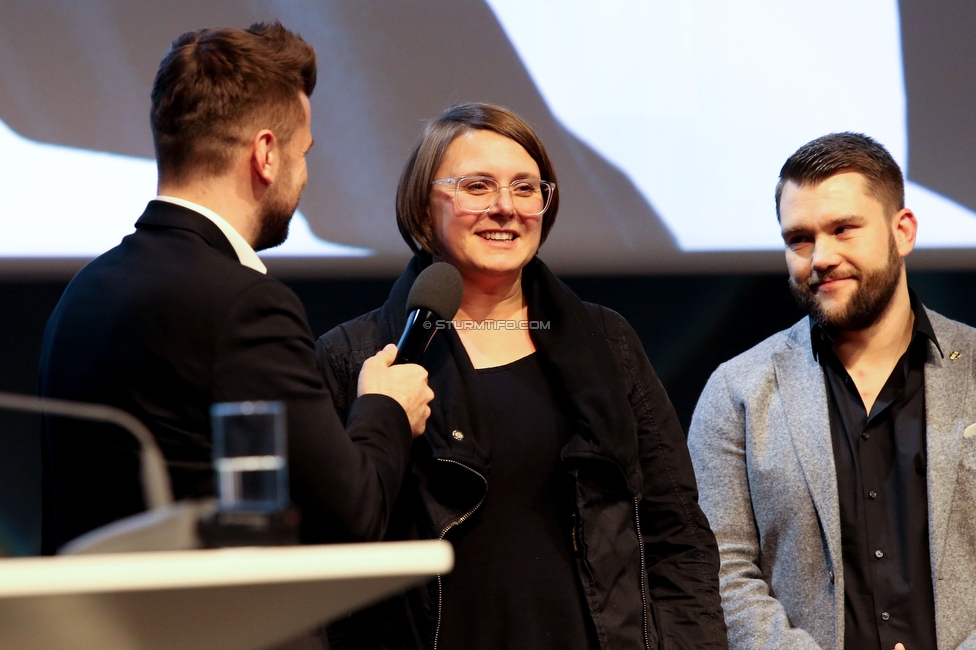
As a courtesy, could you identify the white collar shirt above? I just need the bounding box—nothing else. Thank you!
[154,195,267,275]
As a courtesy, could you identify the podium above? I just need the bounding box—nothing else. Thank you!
[0,540,453,650]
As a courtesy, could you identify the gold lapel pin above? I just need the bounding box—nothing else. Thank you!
[949,351,961,361]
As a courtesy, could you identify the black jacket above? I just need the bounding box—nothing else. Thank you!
[316,256,727,649]
[39,201,412,551]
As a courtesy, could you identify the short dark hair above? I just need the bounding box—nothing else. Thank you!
[396,103,559,255]
[775,132,904,220]
[150,21,316,186]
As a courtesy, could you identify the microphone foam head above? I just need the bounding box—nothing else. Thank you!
[406,262,464,320]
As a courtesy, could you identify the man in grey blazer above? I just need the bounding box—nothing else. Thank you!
[688,133,976,650]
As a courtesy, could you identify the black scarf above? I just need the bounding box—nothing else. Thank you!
[379,255,642,496]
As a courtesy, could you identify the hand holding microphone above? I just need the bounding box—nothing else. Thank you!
[358,263,463,437]
[358,344,432,437]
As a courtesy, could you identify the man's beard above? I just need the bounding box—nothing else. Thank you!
[253,177,301,252]
[789,234,902,331]
[254,204,292,251]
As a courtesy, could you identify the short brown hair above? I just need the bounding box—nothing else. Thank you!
[775,132,904,220]
[396,103,559,255]
[150,21,316,185]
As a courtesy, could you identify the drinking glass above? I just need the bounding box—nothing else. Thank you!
[210,401,288,513]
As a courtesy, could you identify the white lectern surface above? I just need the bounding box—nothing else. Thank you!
[0,540,453,650]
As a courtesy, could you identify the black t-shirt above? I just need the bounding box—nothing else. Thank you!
[437,353,599,650]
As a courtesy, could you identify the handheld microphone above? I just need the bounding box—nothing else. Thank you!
[395,262,464,364]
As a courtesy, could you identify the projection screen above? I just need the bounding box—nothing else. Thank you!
[1,0,973,276]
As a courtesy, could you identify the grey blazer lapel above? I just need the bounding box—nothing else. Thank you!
[924,310,972,572]
[772,322,843,577]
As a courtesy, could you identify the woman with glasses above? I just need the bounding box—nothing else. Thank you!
[316,103,726,650]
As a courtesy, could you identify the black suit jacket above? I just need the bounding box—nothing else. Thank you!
[39,200,412,553]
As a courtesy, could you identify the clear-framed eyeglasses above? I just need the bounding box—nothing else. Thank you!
[431,176,556,217]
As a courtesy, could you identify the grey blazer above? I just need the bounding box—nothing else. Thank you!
[688,309,976,650]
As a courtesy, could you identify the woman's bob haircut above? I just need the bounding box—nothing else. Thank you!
[396,103,559,255]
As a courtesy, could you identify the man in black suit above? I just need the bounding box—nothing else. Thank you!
[38,22,433,553]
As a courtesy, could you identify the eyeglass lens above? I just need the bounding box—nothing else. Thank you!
[456,177,549,215]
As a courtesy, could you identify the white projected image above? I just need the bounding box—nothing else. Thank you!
[0,118,370,259]
[485,0,976,251]
[3,0,975,267]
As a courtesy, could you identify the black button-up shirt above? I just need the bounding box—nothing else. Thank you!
[811,290,941,650]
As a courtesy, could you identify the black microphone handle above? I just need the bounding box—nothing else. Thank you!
[395,308,440,364]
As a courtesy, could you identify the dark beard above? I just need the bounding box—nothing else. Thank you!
[253,181,298,251]
[789,236,901,331]
[253,207,292,251]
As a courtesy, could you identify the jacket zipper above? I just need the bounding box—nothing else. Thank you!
[634,496,651,650]
[432,458,487,650]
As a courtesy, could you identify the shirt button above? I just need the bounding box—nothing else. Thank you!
[452,430,464,441]
[875,549,884,559]
[861,432,870,440]
[869,490,878,499]
[881,611,890,621]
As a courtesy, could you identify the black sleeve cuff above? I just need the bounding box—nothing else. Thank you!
[347,393,412,448]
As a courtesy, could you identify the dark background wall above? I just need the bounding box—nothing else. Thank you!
[3,270,976,557]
